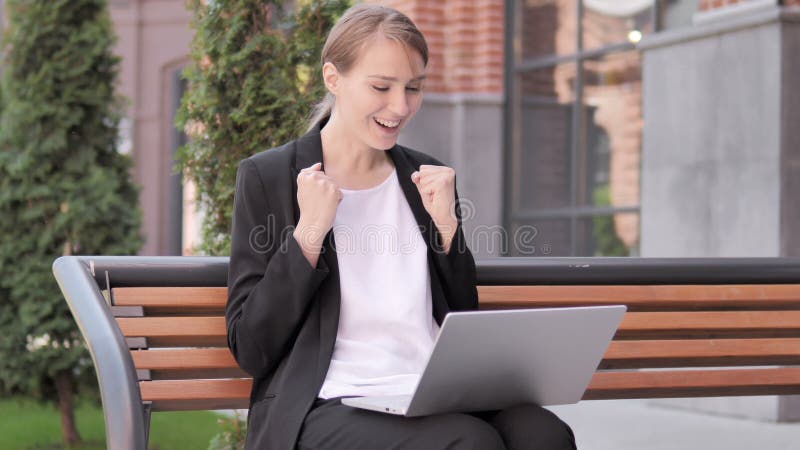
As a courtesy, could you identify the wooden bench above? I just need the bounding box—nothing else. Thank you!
[53,256,800,450]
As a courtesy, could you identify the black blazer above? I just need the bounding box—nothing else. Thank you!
[226,119,479,450]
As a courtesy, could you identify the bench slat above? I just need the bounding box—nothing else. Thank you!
[137,368,800,410]
[113,284,800,313]
[131,348,236,370]
[479,285,800,310]
[601,338,800,369]
[585,368,800,399]
[117,317,224,337]
[139,379,251,411]
[116,312,800,343]
[117,317,226,347]
[113,287,227,312]
[617,311,800,338]
[140,378,251,401]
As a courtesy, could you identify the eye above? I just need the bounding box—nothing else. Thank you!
[372,86,389,92]
[406,86,421,92]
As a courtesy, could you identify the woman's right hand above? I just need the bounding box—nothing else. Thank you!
[294,162,341,265]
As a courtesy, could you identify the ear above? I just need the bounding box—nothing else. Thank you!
[322,62,340,95]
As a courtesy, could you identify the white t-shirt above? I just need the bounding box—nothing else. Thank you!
[317,166,441,399]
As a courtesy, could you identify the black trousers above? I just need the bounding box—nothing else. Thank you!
[296,397,577,450]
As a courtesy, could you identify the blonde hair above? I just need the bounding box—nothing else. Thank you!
[306,3,429,132]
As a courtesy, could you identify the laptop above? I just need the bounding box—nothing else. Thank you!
[341,305,626,417]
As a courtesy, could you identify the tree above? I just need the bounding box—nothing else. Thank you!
[176,0,350,256]
[0,0,143,446]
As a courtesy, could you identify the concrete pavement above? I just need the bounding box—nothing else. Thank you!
[547,399,800,450]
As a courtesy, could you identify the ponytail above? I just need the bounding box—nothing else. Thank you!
[306,92,335,133]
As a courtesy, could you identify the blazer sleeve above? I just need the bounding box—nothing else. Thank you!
[226,158,330,378]
[431,183,479,312]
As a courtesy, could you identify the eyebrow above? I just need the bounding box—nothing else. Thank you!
[368,75,427,82]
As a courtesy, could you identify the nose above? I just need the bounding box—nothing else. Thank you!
[388,89,410,118]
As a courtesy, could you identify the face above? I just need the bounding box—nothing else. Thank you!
[323,33,426,151]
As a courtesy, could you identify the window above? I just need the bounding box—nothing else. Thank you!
[504,0,665,256]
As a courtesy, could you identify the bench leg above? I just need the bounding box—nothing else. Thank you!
[143,402,152,448]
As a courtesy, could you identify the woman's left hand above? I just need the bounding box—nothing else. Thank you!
[411,165,459,252]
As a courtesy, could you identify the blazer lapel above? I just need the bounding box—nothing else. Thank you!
[291,121,342,382]
[387,146,436,244]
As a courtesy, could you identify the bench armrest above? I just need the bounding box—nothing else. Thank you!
[53,256,146,450]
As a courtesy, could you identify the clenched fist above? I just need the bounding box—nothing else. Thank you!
[294,162,341,266]
[411,165,459,253]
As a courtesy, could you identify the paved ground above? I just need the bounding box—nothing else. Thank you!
[547,399,800,450]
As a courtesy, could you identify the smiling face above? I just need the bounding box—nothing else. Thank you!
[323,33,426,151]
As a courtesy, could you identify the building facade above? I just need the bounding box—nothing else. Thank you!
[100,0,800,262]
[108,0,195,256]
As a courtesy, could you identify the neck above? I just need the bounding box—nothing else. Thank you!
[319,113,391,174]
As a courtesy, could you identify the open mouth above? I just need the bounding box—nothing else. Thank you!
[374,117,400,130]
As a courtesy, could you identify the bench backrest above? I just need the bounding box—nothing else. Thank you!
[113,283,800,411]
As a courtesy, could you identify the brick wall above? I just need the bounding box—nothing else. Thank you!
[366,0,504,94]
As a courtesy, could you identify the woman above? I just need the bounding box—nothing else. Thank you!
[226,4,576,449]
